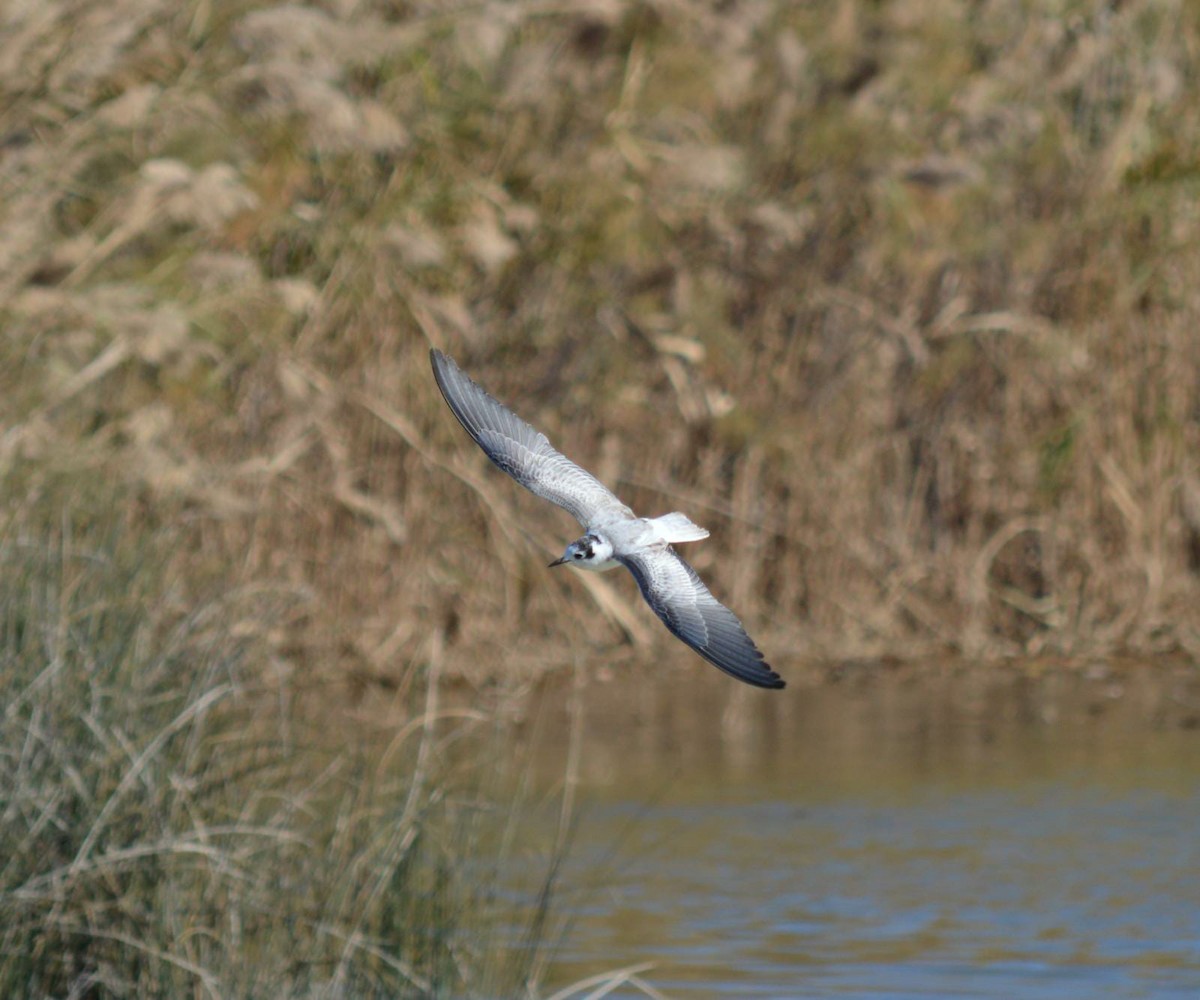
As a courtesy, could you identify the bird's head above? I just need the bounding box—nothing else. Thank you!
[549,533,614,571]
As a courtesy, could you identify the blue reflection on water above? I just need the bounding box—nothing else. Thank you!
[542,783,1200,998]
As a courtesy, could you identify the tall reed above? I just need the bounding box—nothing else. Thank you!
[0,499,550,997]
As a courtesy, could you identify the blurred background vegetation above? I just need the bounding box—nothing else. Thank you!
[5,0,1200,681]
[2,0,1200,992]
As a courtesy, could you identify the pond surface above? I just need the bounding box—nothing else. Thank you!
[496,661,1200,999]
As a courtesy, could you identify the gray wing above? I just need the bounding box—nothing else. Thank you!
[618,548,784,689]
[431,349,633,527]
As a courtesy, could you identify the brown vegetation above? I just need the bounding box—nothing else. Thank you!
[3,0,1200,693]
[4,1,1200,993]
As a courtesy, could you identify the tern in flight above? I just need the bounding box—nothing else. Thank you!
[431,349,784,689]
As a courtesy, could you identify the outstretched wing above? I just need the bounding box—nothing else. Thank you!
[431,349,633,527]
[618,547,784,689]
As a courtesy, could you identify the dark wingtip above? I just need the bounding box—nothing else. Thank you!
[710,648,785,689]
[430,348,466,413]
[748,666,786,690]
[729,648,786,689]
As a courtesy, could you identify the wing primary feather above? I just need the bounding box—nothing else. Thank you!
[618,548,784,689]
[430,349,633,527]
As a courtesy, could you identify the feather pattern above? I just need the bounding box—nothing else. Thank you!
[431,349,632,527]
[618,548,784,689]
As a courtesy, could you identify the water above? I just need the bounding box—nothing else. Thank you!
[496,661,1200,998]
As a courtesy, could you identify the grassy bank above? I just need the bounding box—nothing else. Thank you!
[0,488,579,996]
[3,2,1198,673]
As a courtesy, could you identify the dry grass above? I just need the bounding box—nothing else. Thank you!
[4,1,1200,992]
[0,491,533,995]
[3,2,1200,680]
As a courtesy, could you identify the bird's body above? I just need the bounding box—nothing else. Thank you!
[430,348,784,690]
[550,512,709,574]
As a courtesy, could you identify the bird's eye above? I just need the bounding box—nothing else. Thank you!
[573,551,582,559]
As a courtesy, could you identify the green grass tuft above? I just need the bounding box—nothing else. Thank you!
[0,501,536,997]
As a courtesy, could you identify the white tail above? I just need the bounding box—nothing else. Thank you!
[650,511,710,544]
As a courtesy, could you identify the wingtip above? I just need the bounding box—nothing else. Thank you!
[728,643,785,689]
[713,659,786,690]
[430,348,466,404]
[747,665,786,690]
[702,647,786,690]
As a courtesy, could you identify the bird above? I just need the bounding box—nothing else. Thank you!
[430,348,784,690]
